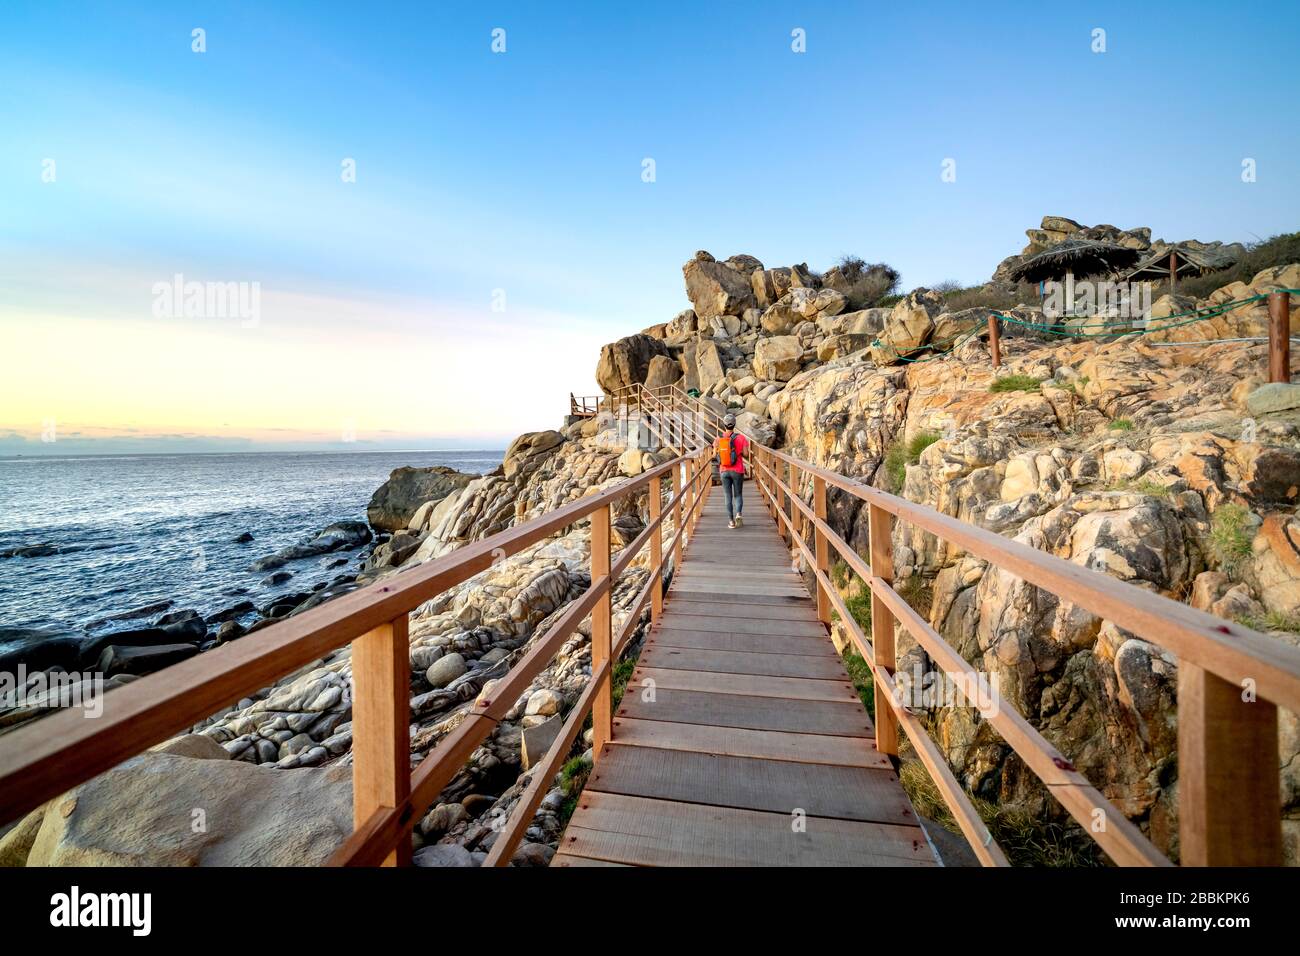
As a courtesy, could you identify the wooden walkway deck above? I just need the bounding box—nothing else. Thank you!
[553,491,938,867]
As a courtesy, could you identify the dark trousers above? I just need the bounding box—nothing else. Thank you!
[721,470,744,520]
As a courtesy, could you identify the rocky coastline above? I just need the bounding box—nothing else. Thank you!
[4,218,1300,866]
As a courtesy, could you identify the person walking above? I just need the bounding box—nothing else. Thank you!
[715,413,750,529]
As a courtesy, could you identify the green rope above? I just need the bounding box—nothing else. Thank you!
[867,289,1297,362]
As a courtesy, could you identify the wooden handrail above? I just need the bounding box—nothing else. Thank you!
[743,434,1300,867]
[619,381,1297,865]
[0,423,714,869]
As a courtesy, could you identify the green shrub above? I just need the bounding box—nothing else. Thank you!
[1108,418,1134,431]
[940,281,1042,312]
[558,754,593,824]
[828,256,901,309]
[1210,504,1255,577]
[989,374,1043,393]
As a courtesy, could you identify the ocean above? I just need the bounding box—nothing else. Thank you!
[0,450,503,635]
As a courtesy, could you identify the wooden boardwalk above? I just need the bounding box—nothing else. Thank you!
[553,491,938,866]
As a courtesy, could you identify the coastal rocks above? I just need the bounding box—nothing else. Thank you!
[595,333,672,395]
[869,289,944,364]
[682,251,757,319]
[1246,382,1300,416]
[753,336,803,381]
[426,653,467,689]
[14,753,353,866]
[248,521,372,571]
[0,627,84,673]
[366,466,475,532]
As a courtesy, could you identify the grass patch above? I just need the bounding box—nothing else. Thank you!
[1237,610,1300,635]
[883,430,941,493]
[1210,504,1255,578]
[1108,418,1134,431]
[1105,478,1172,497]
[831,560,850,590]
[989,374,1043,393]
[610,656,637,709]
[841,650,875,720]
[899,760,1105,867]
[557,754,592,825]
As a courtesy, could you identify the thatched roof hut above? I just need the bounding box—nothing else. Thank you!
[1007,238,1142,283]
[1123,243,1238,282]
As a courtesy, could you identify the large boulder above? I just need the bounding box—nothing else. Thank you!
[696,340,727,392]
[644,354,683,391]
[869,289,943,364]
[17,752,353,866]
[682,252,756,318]
[753,336,803,382]
[366,467,474,532]
[503,430,565,480]
[595,333,671,395]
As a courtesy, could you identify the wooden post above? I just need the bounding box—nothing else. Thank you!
[988,313,1001,369]
[590,504,613,761]
[352,615,412,866]
[671,463,683,570]
[649,474,663,624]
[788,460,800,544]
[1269,291,1291,384]
[1168,250,1177,295]
[868,503,898,757]
[1177,665,1281,865]
[814,476,831,626]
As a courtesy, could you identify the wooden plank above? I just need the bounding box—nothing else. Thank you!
[610,718,888,768]
[550,852,631,867]
[655,613,825,637]
[617,687,871,737]
[660,598,820,622]
[640,645,848,679]
[587,746,915,825]
[633,666,858,703]
[652,627,837,657]
[670,582,808,598]
[561,793,933,867]
[665,591,809,607]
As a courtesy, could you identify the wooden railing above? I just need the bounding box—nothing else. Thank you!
[619,381,1300,866]
[0,421,715,867]
[568,393,601,418]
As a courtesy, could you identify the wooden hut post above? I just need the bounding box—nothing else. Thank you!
[1169,251,1178,295]
[988,312,1001,369]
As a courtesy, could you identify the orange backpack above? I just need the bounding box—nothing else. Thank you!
[716,432,739,468]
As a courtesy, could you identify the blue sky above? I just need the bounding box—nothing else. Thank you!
[1,0,1297,452]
